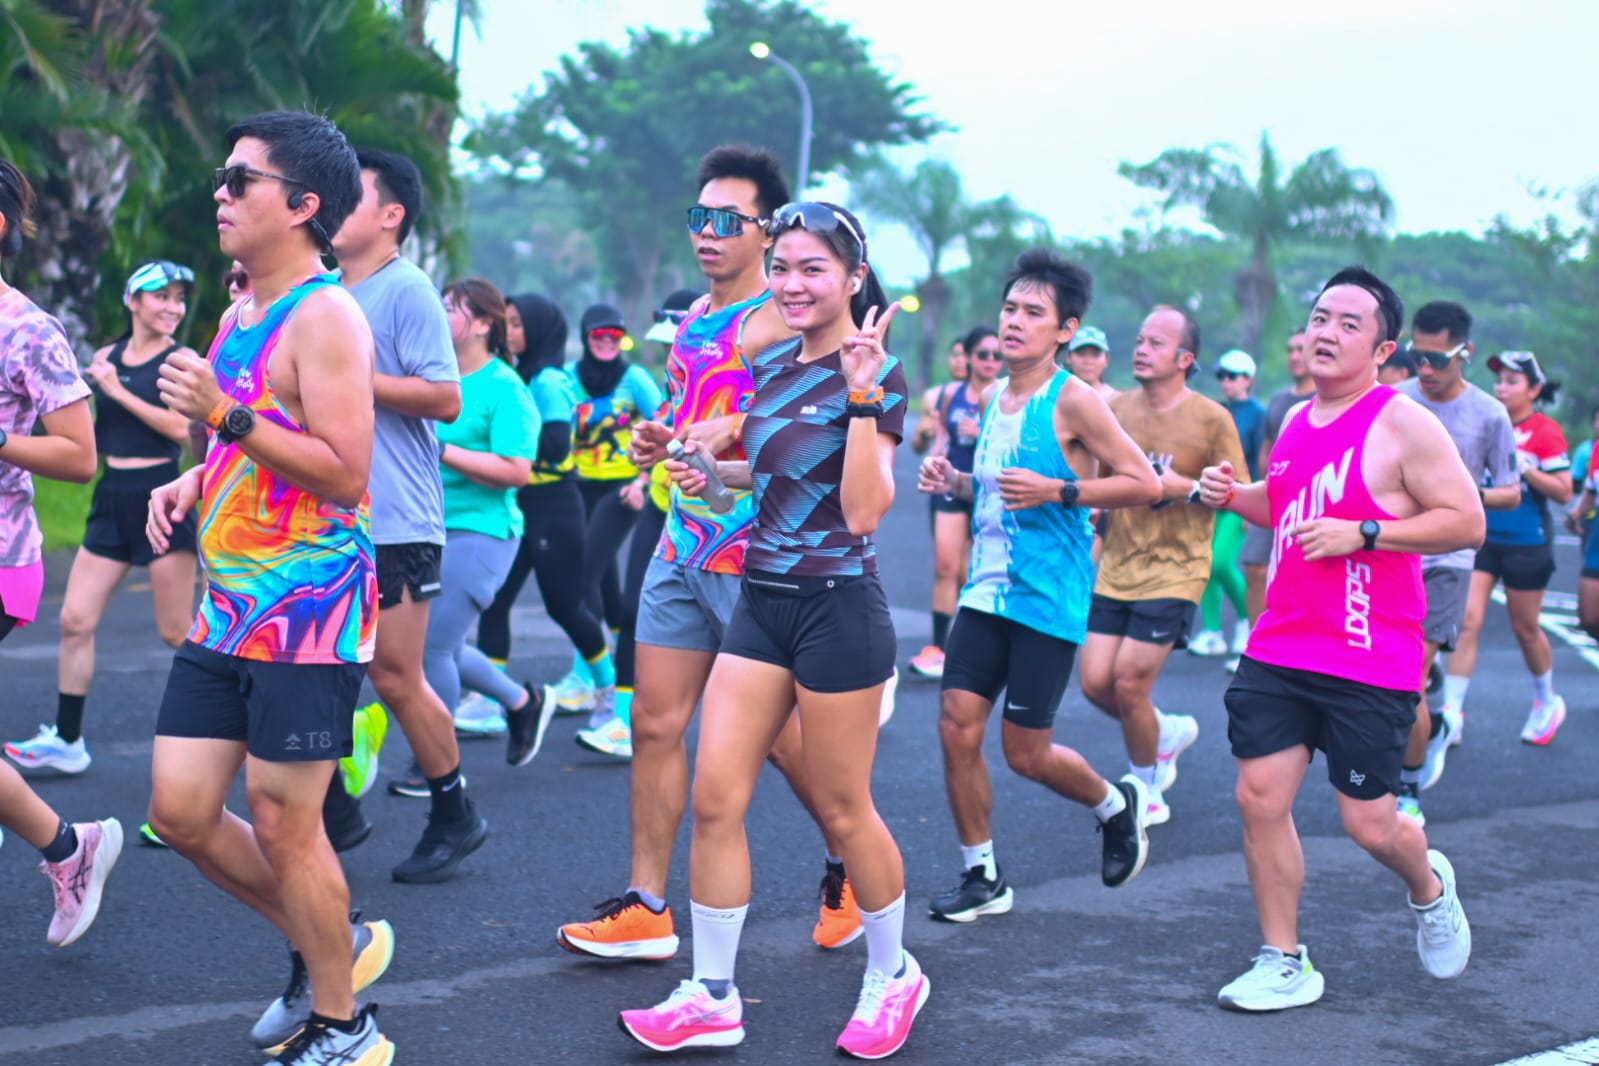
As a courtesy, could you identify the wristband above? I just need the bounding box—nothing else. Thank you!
[848,386,885,406]
[205,394,234,431]
[845,402,884,420]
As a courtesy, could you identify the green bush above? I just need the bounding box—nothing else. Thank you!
[34,476,94,553]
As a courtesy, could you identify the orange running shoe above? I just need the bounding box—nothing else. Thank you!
[558,891,679,960]
[813,864,863,949]
[907,645,945,680]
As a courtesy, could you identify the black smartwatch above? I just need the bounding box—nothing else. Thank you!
[217,404,257,444]
[1058,481,1081,508]
[1360,519,1381,552]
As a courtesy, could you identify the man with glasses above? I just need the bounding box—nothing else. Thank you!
[1079,306,1248,828]
[1063,325,1116,398]
[1392,301,1518,824]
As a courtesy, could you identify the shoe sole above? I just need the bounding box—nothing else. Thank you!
[1146,804,1172,827]
[5,750,91,774]
[1156,718,1199,791]
[330,820,374,854]
[618,1015,744,1051]
[511,686,561,768]
[557,929,679,960]
[1521,701,1566,746]
[454,722,506,738]
[1217,973,1325,1012]
[52,819,123,948]
[906,664,942,680]
[836,974,931,1059]
[815,923,865,949]
[928,886,1014,923]
[390,819,489,884]
[386,783,429,798]
[262,921,396,1053]
[574,733,632,759]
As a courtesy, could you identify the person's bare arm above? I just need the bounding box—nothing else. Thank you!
[374,374,461,422]
[0,399,97,483]
[1058,382,1160,509]
[1482,484,1521,511]
[86,350,193,444]
[440,444,530,489]
[910,384,940,455]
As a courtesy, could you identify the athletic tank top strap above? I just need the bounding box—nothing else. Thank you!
[1246,384,1423,689]
[942,382,983,474]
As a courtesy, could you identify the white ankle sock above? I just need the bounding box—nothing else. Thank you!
[960,841,997,881]
[1533,670,1555,706]
[1129,763,1159,790]
[1092,780,1127,823]
[689,901,747,986]
[859,892,907,977]
[1442,674,1470,709]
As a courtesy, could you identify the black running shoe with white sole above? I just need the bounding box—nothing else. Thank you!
[505,682,558,767]
[390,798,489,884]
[1099,775,1150,888]
[928,864,1014,922]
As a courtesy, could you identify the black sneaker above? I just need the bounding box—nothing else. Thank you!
[391,799,489,884]
[505,682,558,768]
[1099,775,1150,888]
[386,757,428,799]
[322,790,372,854]
[928,863,1015,922]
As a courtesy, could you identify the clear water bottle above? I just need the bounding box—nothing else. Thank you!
[667,438,736,514]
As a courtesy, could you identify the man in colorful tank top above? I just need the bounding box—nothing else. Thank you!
[143,111,394,1064]
[919,250,1162,924]
[1198,266,1479,1014]
[557,145,861,962]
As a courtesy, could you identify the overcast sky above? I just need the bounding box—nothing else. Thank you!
[428,0,1595,282]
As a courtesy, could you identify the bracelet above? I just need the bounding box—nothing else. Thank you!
[845,402,884,420]
[205,395,234,431]
[848,386,885,406]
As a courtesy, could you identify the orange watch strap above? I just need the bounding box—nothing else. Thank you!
[205,395,234,430]
[848,386,885,406]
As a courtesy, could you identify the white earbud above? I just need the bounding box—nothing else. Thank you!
[850,280,861,293]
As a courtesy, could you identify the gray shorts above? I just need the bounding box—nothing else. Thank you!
[1423,566,1472,651]
[635,556,742,653]
[1239,521,1272,567]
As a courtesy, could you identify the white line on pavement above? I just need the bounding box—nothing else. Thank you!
[1491,1036,1599,1065]
[1489,588,1599,673]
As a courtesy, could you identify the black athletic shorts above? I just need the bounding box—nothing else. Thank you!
[375,542,444,609]
[720,571,896,694]
[82,462,196,566]
[941,606,1079,730]
[930,493,974,516]
[1224,656,1418,801]
[1086,594,1196,646]
[155,640,366,762]
[1474,540,1556,592]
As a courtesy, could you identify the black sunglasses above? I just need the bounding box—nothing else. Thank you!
[972,349,1002,361]
[224,269,250,289]
[686,206,764,238]
[653,308,690,324]
[1410,342,1468,370]
[213,164,308,199]
[1217,370,1247,381]
[769,202,865,258]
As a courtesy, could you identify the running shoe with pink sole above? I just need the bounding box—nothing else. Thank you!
[618,979,744,1051]
[836,951,930,1060]
[1520,695,1566,746]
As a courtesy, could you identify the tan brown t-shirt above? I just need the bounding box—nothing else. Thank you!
[1097,388,1248,603]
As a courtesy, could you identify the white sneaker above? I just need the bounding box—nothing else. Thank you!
[1520,695,1566,746]
[1231,619,1252,654]
[552,669,596,713]
[453,692,506,737]
[1187,630,1228,657]
[1155,713,1199,791]
[5,725,91,774]
[1418,710,1454,791]
[1146,788,1171,827]
[575,714,633,759]
[879,667,899,727]
[1410,850,1470,978]
[1217,945,1324,1012]
[1441,701,1464,747]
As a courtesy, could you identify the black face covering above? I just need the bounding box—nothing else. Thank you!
[577,303,628,397]
[508,293,569,384]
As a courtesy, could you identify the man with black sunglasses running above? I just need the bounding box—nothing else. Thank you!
[1391,301,1518,825]
[557,146,862,962]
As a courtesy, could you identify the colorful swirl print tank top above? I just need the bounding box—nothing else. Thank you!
[189,274,377,665]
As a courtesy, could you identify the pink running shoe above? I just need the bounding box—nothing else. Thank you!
[618,979,745,1052]
[42,818,123,948]
[836,951,931,1060]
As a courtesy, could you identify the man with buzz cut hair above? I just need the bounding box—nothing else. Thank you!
[1199,265,1477,1013]
[145,109,394,1065]
[921,249,1162,924]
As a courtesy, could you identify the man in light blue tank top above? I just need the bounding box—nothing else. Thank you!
[917,249,1162,923]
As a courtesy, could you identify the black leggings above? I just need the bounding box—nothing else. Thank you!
[0,614,18,644]
[477,479,608,664]
[615,498,667,688]
[577,477,639,631]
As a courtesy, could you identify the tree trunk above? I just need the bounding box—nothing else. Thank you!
[1232,234,1275,357]
[915,272,951,391]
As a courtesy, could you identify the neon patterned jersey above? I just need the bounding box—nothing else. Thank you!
[742,338,908,577]
[960,370,1094,643]
[654,291,767,575]
[568,363,662,482]
[189,274,377,665]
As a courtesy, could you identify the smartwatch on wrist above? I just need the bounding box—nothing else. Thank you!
[1360,519,1381,552]
[1058,481,1081,508]
[1186,480,1203,505]
[216,404,257,444]
[846,385,885,420]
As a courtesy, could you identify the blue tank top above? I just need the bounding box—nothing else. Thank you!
[940,382,983,474]
[959,369,1094,643]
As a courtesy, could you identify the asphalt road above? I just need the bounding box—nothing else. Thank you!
[2,446,1597,1066]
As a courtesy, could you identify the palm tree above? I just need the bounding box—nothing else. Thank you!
[1119,132,1393,355]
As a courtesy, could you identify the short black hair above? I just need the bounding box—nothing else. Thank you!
[962,325,998,352]
[1383,347,1418,378]
[695,144,791,221]
[1413,300,1472,344]
[1002,248,1093,329]
[356,147,424,244]
[225,110,361,254]
[1317,265,1404,345]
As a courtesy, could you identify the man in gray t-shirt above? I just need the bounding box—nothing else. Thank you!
[1393,300,1519,822]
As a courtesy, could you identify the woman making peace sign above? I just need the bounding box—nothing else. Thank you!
[619,202,927,1060]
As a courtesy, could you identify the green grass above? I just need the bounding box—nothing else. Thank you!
[34,475,94,552]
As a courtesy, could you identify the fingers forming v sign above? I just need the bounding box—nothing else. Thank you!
[841,301,901,391]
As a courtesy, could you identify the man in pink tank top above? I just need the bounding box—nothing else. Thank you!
[1196,266,1482,1014]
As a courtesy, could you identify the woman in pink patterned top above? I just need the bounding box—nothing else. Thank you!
[0,158,123,951]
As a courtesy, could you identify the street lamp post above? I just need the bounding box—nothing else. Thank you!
[749,42,812,194]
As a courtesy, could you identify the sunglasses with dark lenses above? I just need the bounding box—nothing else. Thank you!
[686,206,764,238]
[213,164,307,199]
[653,308,690,324]
[1218,370,1247,381]
[1410,342,1467,370]
[972,349,1002,361]
[769,202,865,256]
[589,327,625,341]
[224,270,250,289]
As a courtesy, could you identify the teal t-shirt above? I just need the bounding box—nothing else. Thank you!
[437,357,540,538]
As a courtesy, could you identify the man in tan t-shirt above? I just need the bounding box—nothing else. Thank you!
[1079,305,1247,827]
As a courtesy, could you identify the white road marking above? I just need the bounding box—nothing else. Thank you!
[1491,1036,1599,1065]
[1490,587,1599,673]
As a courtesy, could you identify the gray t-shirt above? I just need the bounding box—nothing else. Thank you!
[1396,379,1518,570]
[1265,386,1313,442]
[349,256,459,545]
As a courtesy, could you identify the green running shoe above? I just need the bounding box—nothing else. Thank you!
[341,702,388,799]
[138,822,170,848]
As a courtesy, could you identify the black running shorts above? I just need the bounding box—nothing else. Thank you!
[719,571,896,694]
[82,463,196,566]
[1225,656,1418,801]
[155,641,366,762]
[1086,594,1196,646]
[941,607,1079,730]
[1473,540,1556,592]
[375,541,444,610]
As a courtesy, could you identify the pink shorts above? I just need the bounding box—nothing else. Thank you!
[0,561,45,624]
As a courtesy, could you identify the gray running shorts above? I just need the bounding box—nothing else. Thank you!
[1238,521,1272,568]
[1422,565,1472,652]
[635,556,742,653]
